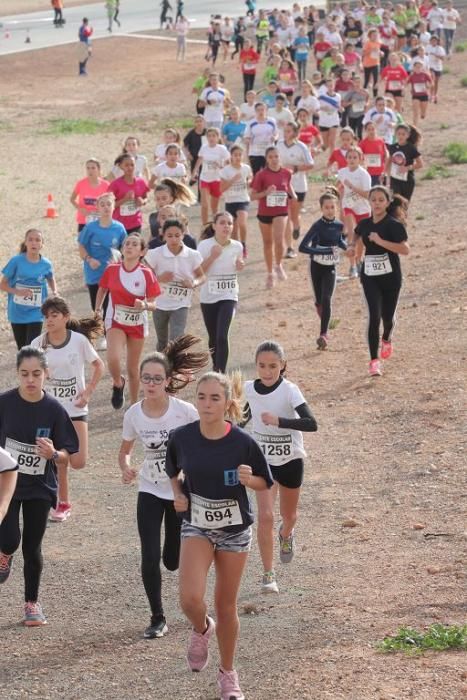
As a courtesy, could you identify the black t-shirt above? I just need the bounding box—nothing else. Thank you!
[388,142,421,182]
[355,214,408,279]
[183,129,206,163]
[0,389,79,504]
[166,421,273,532]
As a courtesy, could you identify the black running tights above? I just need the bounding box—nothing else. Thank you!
[11,322,43,350]
[361,274,401,360]
[200,300,237,373]
[310,261,336,336]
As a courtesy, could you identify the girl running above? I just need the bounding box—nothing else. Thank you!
[107,136,150,181]
[250,146,297,289]
[193,128,230,226]
[166,371,273,700]
[154,128,187,166]
[295,79,320,120]
[119,336,208,639]
[296,108,323,153]
[299,193,347,349]
[1,230,57,350]
[146,219,205,351]
[149,179,197,241]
[198,213,244,373]
[317,77,342,154]
[31,297,104,523]
[408,59,432,126]
[0,346,79,626]
[347,186,410,377]
[380,52,408,113]
[70,159,109,234]
[149,144,188,188]
[343,75,369,139]
[95,235,161,408]
[243,102,279,176]
[327,126,356,175]
[362,28,382,97]
[387,124,423,202]
[220,145,252,257]
[359,121,388,187]
[108,154,150,234]
[0,449,17,526]
[242,341,317,593]
[426,34,446,103]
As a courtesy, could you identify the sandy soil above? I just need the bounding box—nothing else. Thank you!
[0,27,466,700]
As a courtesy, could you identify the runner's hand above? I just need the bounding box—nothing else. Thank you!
[368,232,382,244]
[88,258,100,270]
[74,388,91,409]
[238,464,253,486]
[14,287,34,297]
[122,467,138,484]
[235,258,245,271]
[134,299,146,310]
[180,277,194,288]
[261,411,279,426]
[266,185,277,194]
[174,492,189,512]
[36,437,56,460]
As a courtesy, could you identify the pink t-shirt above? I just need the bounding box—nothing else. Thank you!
[108,176,150,231]
[73,177,109,224]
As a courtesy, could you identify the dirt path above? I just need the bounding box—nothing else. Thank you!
[0,30,466,700]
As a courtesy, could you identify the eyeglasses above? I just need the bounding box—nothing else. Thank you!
[140,374,166,385]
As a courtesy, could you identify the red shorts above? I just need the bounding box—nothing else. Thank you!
[200,180,222,198]
[343,208,370,223]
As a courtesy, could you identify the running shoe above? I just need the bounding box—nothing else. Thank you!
[23,601,47,627]
[261,570,279,593]
[368,359,382,377]
[380,340,393,360]
[96,336,107,351]
[217,668,245,700]
[49,502,72,522]
[187,615,215,672]
[265,273,275,290]
[279,525,295,564]
[275,264,288,281]
[0,552,13,584]
[316,334,328,351]
[144,619,168,639]
[292,227,300,240]
[111,377,125,409]
[349,265,359,279]
[285,247,297,259]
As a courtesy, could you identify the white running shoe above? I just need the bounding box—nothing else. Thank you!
[261,571,279,593]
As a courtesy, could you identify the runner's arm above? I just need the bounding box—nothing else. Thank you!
[118,439,138,484]
[0,470,17,525]
[278,403,318,431]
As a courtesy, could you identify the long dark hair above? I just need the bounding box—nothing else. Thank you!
[200,211,233,240]
[140,334,209,395]
[16,346,48,371]
[40,296,103,345]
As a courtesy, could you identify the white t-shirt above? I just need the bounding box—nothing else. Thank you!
[276,140,314,193]
[244,118,278,156]
[154,144,187,164]
[427,44,446,72]
[239,102,256,122]
[31,331,99,418]
[337,166,371,215]
[362,108,396,144]
[244,379,307,466]
[318,89,342,128]
[198,143,230,183]
[276,26,292,47]
[443,8,460,30]
[112,155,148,179]
[419,31,432,47]
[200,87,227,124]
[220,163,252,203]
[122,397,198,500]
[198,238,243,304]
[323,29,342,47]
[267,107,295,139]
[296,94,320,115]
[151,161,187,183]
[427,7,444,30]
[145,244,202,310]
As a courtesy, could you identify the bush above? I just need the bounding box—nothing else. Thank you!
[454,41,467,52]
[377,624,467,655]
[421,164,452,180]
[461,76,467,88]
[443,142,467,164]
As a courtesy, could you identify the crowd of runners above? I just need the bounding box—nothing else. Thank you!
[0,0,459,698]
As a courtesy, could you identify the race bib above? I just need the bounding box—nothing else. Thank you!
[120,200,139,217]
[413,82,426,94]
[364,253,393,276]
[314,251,339,266]
[352,99,366,113]
[144,447,168,485]
[13,284,42,308]
[244,62,256,70]
[5,437,46,476]
[390,162,408,181]
[46,377,78,402]
[114,305,144,326]
[164,282,192,301]
[206,160,220,171]
[208,274,238,295]
[256,433,293,459]
[388,80,402,91]
[366,154,382,168]
[85,213,99,224]
[190,494,243,529]
[266,191,288,207]
[370,49,380,60]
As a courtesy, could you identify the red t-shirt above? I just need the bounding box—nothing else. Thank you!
[381,66,408,92]
[240,48,260,74]
[298,124,319,145]
[408,71,431,97]
[379,25,397,47]
[328,148,348,170]
[314,41,332,62]
[359,137,387,175]
[108,177,150,230]
[252,167,292,217]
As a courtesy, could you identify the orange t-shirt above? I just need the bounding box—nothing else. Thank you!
[362,40,381,68]
[73,177,109,224]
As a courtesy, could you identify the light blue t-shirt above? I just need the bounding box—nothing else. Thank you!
[78,219,127,285]
[2,254,53,323]
[261,93,277,108]
[293,36,310,61]
[222,120,247,146]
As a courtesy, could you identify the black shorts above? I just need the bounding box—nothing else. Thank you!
[257,213,288,224]
[225,201,250,218]
[412,94,429,102]
[71,415,88,423]
[270,458,304,489]
[319,125,338,133]
[295,191,306,203]
[78,223,86,233]
[249,155,266,175]
[385,89,403,98]
[430,69,442,78]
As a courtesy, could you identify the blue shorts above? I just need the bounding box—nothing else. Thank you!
[181,521,252,552]
[225,201,250,218]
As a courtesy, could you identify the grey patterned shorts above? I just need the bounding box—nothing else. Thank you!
[181,521,252,552]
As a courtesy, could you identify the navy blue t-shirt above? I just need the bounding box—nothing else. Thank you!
[165,421,273,532]
[0,389,79,506]
[299,217,347,256]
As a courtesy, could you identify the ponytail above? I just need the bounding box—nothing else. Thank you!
[158,178,197,207]
[40,296,104,345]
[140,334,209,395]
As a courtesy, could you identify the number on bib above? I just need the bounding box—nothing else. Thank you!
[364,253,393,276]
[114,305,144,326]
[190,494,243,529]
[266,192,288,208]
[13,285,42,308]
[5,437,47,476]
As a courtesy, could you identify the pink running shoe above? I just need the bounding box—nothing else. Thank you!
[49,502,72,522]
[275,264,287,281]
[23,601,47,626]
[187,615,215,672]
[380,340,393,360]
[217,668,245,700]
[369,359,382,377]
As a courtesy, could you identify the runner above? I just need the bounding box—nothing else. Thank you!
[149,180,197,242]
[166,370,273,700]
[362,96,396,145]
[426,34,446,103]
[242,341,317,594]
[145,220,205,351]
[296,108,323,153]
[317,77,342,154]
[239,39,260,100]
[107,154,150,234]
[243,102,278,176]
[119,335,209,639]
[1,230,57,350]
[387,124,423,202]
[346,186,410,376]
[193,128,230,226]
[250,146,296,288]
[380,52,408,113]
[443,0,461,56]
[107,136,150,182]
[70,159,109,234]
[0,346,79,626]
[220,17,235,63]
[183,115,207,179]
[31,297,104,522]
[343,75,370,139]
[221,107,247,150]
[0,449,17,525]
[198,213,244,373]
[239,90,257,122]
[299,192,347,348]
[149,145,188,188]
[359,121,389,186]
[295,79,320,121]
[154,128,187,166]
[407,59,433,126]
[199,74,232,130]
[95,235,161,408]
[327,126,356,175]
[175,14,190,61]
[220,145,252,257]
[276,122,314,255]
[267,93,295,141]
[362,28,382,97]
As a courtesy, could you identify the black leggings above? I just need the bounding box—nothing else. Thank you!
[201,300,237,373]
[310,261,336,336]
[11,322,43,350]
[87,283,109,319]
[361,273,401,360]
[243,72,256,100]
[137,491,180,623]
[364,66,379,96]
[348,115,364,139]
[0,499,50,602]
[390,177,415,202]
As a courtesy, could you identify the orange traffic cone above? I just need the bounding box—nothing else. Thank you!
[44,193,58,219]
